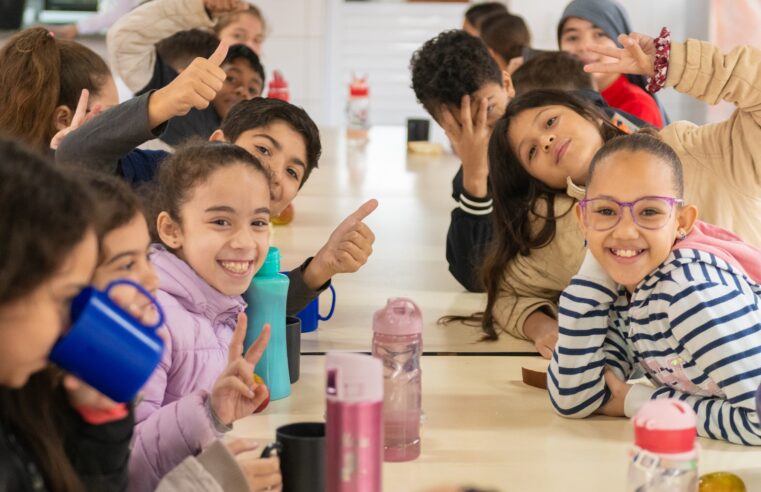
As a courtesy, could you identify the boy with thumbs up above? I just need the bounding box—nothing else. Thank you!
[56,41,377,315]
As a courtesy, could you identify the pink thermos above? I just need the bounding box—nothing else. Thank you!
[325,352,383,492]
[372,298,423,462]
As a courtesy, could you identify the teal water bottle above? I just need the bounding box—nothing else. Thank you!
[244,247,291,401]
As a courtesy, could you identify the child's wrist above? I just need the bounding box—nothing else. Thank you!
[646,27,671,93]
[303,255,333,290]
[74,403,129,425]
[147,88,174,129]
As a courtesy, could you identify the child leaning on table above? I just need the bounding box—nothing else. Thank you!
[129,142,276,491]
[548,133,761,445]
[77,168,281,492]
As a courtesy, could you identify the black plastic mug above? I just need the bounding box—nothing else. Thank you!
[261,422,325,492]
[285,316,301,383]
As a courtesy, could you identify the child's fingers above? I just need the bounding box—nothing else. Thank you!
[70,89,90,128]
[344,198,378,225]
[583,60,621,74]
[219,376,255,399]
[585,43,623,60]
[474,97,488,130]
[438,105,460,135]
[459,94,473,132]
[226,438,260,456]
[244,323,271,365]
[229,312,248,363]
[208,39,230,67]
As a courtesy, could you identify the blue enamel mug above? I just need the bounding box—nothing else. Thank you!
[49,279,165,403]
[296,284,336,333]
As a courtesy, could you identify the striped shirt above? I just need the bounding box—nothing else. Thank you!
[548,249,761,445]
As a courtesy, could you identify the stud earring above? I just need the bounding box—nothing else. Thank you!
[678,230,687,241]
[583,238,588,248]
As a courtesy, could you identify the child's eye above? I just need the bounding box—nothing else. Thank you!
[226,76,238,84]
[256,145,271,157]
[528,145,537,160]
[487,104,495,114]
[286,167,300,180]
[211,219,230,226]
[563,35,578,43]
[546,116,557,127]
[594,207,617,217]
[252,219,270,228]
[594,31,608,39]
[120,260,136,272]
[640,208,662,217]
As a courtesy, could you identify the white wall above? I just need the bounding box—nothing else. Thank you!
[258,0,711,126]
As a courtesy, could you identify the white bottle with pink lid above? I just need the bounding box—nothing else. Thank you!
[371,298,423,462]
[628,399,699,491]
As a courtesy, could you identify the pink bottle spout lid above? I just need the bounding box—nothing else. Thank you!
[372,298,422,336]
[632,399,697,455]
[326,352,383,403]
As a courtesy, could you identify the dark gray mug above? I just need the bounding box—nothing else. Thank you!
[285,316,301,383]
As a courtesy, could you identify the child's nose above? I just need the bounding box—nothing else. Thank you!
[143,269,160,295]
[542,135,555,152]
[230,227,256,250]
[612,209,639,238]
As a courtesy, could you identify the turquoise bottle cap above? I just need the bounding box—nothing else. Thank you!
[257,247,281,276]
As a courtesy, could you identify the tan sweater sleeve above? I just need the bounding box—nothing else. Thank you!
[107,0,215,92]
[661,40,761,195]
[492,196,585,340]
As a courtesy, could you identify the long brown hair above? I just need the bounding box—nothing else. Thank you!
[0,138,95,491]
[442,90,626,340]
[0,27,110,153]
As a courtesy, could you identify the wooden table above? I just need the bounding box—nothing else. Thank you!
[233,356,761,492]
[273,126,535,355]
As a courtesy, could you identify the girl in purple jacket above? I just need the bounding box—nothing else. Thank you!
[131,141,276,490]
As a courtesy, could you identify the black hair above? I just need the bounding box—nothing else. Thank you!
[221,97,321,186]
[464,2,508,29]
[479,12,531,66]
[155,28,219,72]
[409,30,502,119]
[225,44,266,86]
[512,51,593,96]
[587,132,683,197]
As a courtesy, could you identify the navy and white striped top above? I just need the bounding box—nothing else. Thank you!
[548,249,761,445]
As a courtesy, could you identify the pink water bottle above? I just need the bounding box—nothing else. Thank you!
[371,298,422,462]
[326,352,383,492]
[267,70,289,101]
[628,399,698,491]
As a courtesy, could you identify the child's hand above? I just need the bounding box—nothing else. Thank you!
[304,199,378,289]
[148,41,229,128]
[523,311,558,359]
[50,89,104,150]
[583,32,657,77]
[63,375,120,411]
[596,368,632,417]
[204,0,248,14]
[439,95,490,197]
[211,313,270,425]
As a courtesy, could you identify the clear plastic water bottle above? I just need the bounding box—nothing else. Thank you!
[628,399,698,492]
[346,74,370,143]
[371,298,422,462]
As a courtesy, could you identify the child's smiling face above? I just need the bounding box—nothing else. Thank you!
[578,149,697,292]
[161,164,271,296]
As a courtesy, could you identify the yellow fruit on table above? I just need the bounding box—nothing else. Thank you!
[699,472,746,492]
[253,374,270,413]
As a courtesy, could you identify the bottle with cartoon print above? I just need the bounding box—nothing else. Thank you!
[628,399,698,491]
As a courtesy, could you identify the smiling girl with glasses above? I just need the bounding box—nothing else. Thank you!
[548,133,761,445]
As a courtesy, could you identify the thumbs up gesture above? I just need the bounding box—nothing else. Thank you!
[148,41,230,128]
[303,199,378,289]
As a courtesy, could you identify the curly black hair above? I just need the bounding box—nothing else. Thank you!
[409,30,503,119]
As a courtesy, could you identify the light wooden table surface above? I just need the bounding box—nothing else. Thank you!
[233,355,761,492]
[273,126,535,354]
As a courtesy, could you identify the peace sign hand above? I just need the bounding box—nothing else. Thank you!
[584,32,657,78]
[50,89,104,150]
[211,313,271,425]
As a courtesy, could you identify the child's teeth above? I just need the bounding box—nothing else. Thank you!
[613,249,639,258]
[221,261,249,273]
